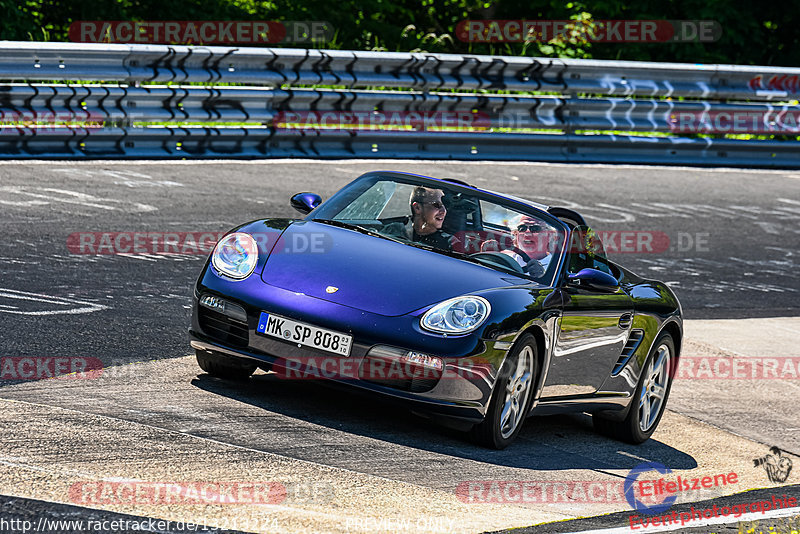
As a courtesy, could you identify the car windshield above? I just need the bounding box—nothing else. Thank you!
[309,173,566,284]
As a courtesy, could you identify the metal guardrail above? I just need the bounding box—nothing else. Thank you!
[6,84,800,131]
[2,41,800,165]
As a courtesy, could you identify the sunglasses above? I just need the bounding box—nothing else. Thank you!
[424,200,446,210]
[516,224,541,232]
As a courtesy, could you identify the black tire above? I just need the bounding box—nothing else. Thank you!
[195,349,257,380]
[593,332,676,444]
[470,334,538,449]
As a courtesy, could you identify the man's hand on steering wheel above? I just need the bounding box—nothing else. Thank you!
[506,246,545,277]
[523,258,545,277]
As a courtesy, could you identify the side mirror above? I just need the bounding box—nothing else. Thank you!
[290,192,322,214]
[567,268,619,292]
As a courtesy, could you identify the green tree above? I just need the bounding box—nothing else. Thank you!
[2,0,799,66]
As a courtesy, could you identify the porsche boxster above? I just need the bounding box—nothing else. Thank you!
[189,171,682,449]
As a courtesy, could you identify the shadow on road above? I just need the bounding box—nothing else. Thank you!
[191,371,697,472]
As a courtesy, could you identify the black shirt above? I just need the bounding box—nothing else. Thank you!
[412,229,453,250]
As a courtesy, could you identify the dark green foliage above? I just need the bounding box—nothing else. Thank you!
[2,0,799,66]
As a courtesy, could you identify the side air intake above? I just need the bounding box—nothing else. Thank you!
[612,329,645,376]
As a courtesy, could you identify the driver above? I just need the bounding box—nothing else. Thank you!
[510,215,553,270]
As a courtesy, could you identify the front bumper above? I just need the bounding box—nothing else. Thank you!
[189,283,511,422]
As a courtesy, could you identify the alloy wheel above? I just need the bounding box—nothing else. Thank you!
[638,343,671,432]
[500,346,533,438]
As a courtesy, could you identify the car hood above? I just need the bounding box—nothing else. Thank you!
[260,221,529,316]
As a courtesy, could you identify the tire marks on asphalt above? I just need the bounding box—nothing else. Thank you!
[0,288,108,316]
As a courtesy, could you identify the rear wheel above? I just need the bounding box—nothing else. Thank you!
[195,349,257,380]
[593,333,675,443]
[470,334,538,449]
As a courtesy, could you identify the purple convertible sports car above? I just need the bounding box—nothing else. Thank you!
[190,171,682,449]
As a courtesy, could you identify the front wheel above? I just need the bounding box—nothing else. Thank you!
[593,332,675,444]
[470,334,538,449]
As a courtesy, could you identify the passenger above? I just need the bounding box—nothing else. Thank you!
[384,186,454,250]
[409,186,453,248]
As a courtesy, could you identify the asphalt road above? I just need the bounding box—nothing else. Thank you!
[0,357,794,533]
[1,160,798,364]
[0,160,798,533]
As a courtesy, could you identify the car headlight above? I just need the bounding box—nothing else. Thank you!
[420,296,491,334]
[211,232,258,279]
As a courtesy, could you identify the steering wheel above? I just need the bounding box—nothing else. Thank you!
[507,245,531,263]
[506,246,547,277]
[469,252,525,273]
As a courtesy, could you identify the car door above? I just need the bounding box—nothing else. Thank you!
[541,226,634,398]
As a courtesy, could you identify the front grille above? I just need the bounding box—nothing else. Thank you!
[358,356,441,393]
[612,329,645,375]
[198,306,249,348]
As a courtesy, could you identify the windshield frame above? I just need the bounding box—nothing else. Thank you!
[308,171,570,287]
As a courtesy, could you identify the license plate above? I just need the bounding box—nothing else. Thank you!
[256,312,352,357]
